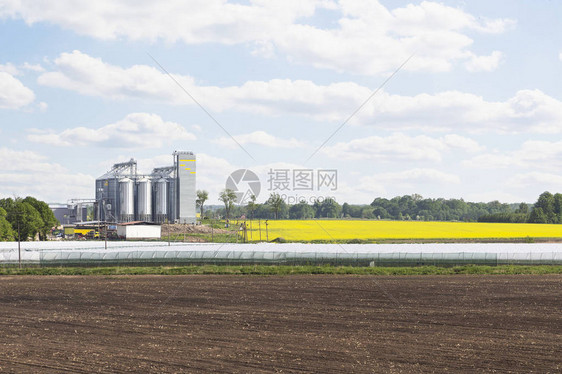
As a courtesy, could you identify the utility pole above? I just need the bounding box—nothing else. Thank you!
[167,220,170,246]
[104,221,108,250]
[96,188,104,241]
[17,213,21,269]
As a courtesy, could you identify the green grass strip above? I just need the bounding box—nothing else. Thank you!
[0,265,561,276]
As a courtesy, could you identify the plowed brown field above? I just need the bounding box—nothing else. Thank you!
[0,275,560,373]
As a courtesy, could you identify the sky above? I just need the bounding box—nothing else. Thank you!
[1,0,562,206]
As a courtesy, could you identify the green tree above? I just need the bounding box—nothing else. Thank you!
[342,202,350,218]
[246,194,257,219]
[196,190,209,220]
[534,191,556,223]
[219,189,237,220]
[528,207,548,224]
[253,203,272,219]
[372,206,390,219]
[289,201,315,219]
[516,202,529,214]
[0,198,15,214]
[319,198,341,218]
[0,207,15,241]
[22,196,58,240]
[267,193,286,220]
[554,193,562,223]
[312,200,322,218]
[4,200,43,241]
[361,208,375,219]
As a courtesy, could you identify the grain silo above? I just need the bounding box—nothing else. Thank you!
[95,159,137,223]
[94,152,196,224]
[137,178,152,222]
[154,177,168,223]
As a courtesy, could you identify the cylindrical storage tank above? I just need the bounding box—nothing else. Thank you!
[154,178,168,223]
[137,178,152,222]
[119,178,134,222]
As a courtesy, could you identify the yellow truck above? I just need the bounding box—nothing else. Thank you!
[63,226,99,239]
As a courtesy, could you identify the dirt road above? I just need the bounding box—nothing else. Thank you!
[0,275,560,373]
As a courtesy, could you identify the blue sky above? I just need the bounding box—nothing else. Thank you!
[1,0,562,205]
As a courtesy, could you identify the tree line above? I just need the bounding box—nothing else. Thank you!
[368,194,519,222]
[478,191,562,224]
[197,190,343,220]
[0,197,59,241]
[197,189,562,224]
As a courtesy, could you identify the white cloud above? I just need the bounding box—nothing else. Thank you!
[26,113,196,149]
[213,131,306,149]
[3,1,514,75]
[464,51,504,72]
[353,89,562,134]
[322,133,482,162]
[559,52,562,61]
[442,134,484,153]
[348,168,461,201]
[275,1,514,75]
[374,168,461,185]
[0,63,20,75]
[0,0,319,43]
[0,148,66,173]
[356,168,461,196]
[37,51,367,117]
[36,50,369,118]
[464,139,562,170]
[508,172,562,189]
[38,51,562,134]
[463,153,515,169]
[21,62,45,72]
[0,72,35,109]
[38,51,185,102]
[0,172,94,203]
[196,153,238,203]
[0,148,93,202]
[323,134,445,162]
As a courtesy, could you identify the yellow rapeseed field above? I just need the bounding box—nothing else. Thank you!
[245,220,562,241]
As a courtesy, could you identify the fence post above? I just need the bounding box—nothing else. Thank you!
[265,220,269,242]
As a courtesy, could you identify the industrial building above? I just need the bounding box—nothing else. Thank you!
[49,200,93,225]
[95,151,196,224]
[117,222,162,240]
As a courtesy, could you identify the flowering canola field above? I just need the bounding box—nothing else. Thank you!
[246,220,562,241]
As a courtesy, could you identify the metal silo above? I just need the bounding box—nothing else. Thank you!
[96,159,137,222]
[137,178,152,222]
[119,178,134,222]
[155,178,168,223]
